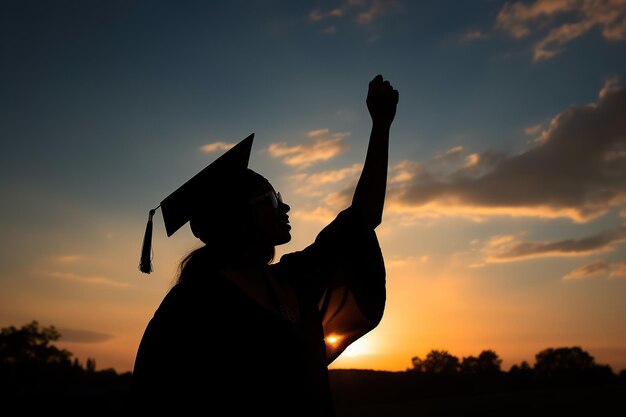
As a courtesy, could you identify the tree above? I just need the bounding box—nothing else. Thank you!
[0,320,72,366]
[409,356,424,372]
[461,350,501,375]
[509,360,534,386]
[534,346,595,377]
[534,346,618,384]
[509,360,532,374]
[86,357,97,373]
[421,350,460,375]
[477,350,502,373]
[0,321,132,412]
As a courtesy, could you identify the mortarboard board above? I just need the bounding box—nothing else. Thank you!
[139,133,255,274]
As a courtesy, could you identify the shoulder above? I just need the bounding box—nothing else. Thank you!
[155,271,231,315]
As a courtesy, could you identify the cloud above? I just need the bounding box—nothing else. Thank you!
[324,189,353,211]
[600,75,622,98]
[464,153,480,168]
[292,206,337,224]
[563,259,626,280]
[290,164,362,196]
[564,260,610,280]
[389,160,421,184]
[434,145,465,163]
[308,0,399,33]
[480,227,626,263]
[354,0,397,25]
[308,8,343,22]
[524,123,544,136]
[609,260,626,277]
[267,129,349,168]
[53,255,83,263]
[46,271,131,288]
[57,328,114,343]
[496,0,626,61]
[200,141,235,153]
[385,255,429,268]
[379,81,626,223]
[461,30,489,42]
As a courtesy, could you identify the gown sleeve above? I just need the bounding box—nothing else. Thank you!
[275,206,386,364]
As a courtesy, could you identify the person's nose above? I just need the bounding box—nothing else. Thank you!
[280,201,290,213]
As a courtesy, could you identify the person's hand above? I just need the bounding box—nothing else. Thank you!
[367,74,399,128]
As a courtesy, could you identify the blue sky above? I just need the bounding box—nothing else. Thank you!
[1,0,626,372]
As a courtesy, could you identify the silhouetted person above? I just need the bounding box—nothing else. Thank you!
[131,75,398,416]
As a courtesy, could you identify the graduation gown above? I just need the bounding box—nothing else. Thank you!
[131,207,386,416]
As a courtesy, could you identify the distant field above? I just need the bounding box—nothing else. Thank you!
[335,386,626,416]
[332,374,625,417]
[4,368,624,416]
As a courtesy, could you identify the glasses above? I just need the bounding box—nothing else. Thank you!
[249,188,283,209]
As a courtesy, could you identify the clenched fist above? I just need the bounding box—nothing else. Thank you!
[367,74,399,128]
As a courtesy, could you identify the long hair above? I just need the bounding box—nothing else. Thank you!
[176,169,275,284]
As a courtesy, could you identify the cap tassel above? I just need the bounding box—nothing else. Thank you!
[139,208,157,274]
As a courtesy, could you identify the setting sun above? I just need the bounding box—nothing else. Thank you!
[326,334,341,346]
[2,0,626,384]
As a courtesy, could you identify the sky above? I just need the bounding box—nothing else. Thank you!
[1,0,626,374]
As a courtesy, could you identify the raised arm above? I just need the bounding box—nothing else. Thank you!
[351,74,399,229]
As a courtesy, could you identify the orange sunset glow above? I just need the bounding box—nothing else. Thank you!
[2,0,626,384]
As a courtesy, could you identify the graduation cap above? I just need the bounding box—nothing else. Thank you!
[139,133,255,274]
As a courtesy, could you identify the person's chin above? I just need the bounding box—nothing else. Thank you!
[275,231,292,245]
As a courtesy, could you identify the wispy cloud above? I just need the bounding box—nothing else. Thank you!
[290,164,362,196]
[524,123,544,136]
[355,0,397,24]
[267,129,349,168]
[610,261,626,277]
[46,271,131,288]
[292,206,338,224]
[57,327,114,343]
[373,81,626,223]
[308,7,343,22]
[480,227,626,263]
[53,255,83,263]
[496,0,626,61]
[386,255,429,268]
[461,30,489,42]
[200,141,235,153]
[308,0,400,36]
[434,145,465,163]
[564,259,610,280]
[389,160,420,184]
[563,259,626,280]
[599,75,622,98]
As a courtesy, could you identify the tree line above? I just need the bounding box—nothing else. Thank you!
[2,320,625,409]
[408,347,624,383]
[0,321,131,400]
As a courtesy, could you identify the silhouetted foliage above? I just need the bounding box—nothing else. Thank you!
[333,347,625,415]
[2,320,625,416]
[534,346,594,376]
[509,360,532,374]
[0,320,72,365]
[86,357,96,373]
[461,350,502,375]
[0,321,131,413]
[533,346,615,384]
[411,349,460,374]
[0,320,86,391]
